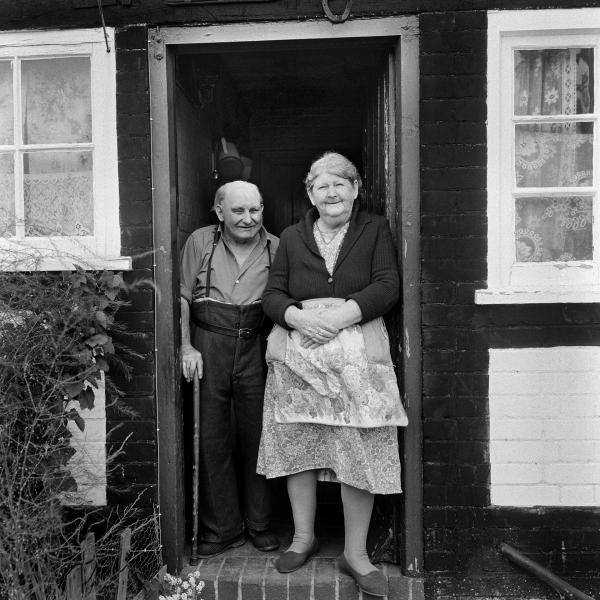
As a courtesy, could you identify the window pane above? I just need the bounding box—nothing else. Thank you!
[515,123,593,187]
[21,57,92,145]
[0,61,13,145]
[0,153,15,237]
[23,151,93,237]
[515,48,594,115]
[515,196,593,262]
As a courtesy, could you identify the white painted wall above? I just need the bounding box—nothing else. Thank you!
[489,347,600,506]
[61,376,107,506]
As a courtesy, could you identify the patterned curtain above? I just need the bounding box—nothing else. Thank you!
[513,49,594,262]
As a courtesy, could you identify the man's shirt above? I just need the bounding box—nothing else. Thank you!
[180,225,279,305]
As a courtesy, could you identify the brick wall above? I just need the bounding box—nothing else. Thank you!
[489,347,600,507]
[107,25,157,508]
[420,8,489,580]
[421,8,600,599]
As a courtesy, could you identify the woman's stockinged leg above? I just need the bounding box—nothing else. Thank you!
[286,470,318,553]
[340,483,377,575]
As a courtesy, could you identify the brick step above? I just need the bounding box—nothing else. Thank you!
[181,555,423,600]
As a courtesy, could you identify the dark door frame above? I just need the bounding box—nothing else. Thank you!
[148,17,421,576]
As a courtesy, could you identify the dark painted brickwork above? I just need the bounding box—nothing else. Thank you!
[108,25,157,507]
[421,8,600,599]
[5,0,600,30]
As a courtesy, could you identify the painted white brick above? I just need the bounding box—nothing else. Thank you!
[558,441,600,463]
[490,347,600,372]
[543,463,600,485]
[559,486,596,506]
[61,485,107,507]
[543,418,600,441]
[491,485,560,506]
[490,418,543,440]
[489,373,539,395]
[538,372,600,395]
[63,377,107,506]
[491,463,542,484]
[490,440,558,464]
[490,395,561,418]
[558,395,600,417]
[489,347,600,507]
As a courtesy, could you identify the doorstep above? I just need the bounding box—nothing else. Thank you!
[180,534,424,600]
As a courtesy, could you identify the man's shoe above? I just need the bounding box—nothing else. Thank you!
[194,533,245,558]
[337,554,389,597]
[247,529,280,552]
[274,538,319,573]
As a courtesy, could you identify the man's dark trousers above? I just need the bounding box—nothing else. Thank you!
[191,300,270,543]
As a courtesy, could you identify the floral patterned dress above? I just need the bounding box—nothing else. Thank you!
[256,222,402,494]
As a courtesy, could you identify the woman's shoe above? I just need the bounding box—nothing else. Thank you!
[337,554,389,597]
[274,538,319,573]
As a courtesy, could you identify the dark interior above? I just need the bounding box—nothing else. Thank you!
[174,37,396,544]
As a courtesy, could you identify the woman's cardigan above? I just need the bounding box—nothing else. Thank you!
[262,203,400,328]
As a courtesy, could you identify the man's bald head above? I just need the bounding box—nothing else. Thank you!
[213,181,264,245]
[213,180,262,210]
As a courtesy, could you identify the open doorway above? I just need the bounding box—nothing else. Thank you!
[150,17,421,575]
[174,36,401,559]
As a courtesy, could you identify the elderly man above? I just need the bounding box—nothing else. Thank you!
[180,181,279,557]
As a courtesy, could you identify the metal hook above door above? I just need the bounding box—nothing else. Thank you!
[321,0,352,23]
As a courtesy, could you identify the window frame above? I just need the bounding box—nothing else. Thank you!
[477,9,600,304]
[0,28,130,271]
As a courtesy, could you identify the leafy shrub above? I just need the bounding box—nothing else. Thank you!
[0,267,155,599]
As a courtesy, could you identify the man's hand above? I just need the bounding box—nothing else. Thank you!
[181,343,203,382]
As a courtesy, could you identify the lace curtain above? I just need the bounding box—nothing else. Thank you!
[0,57,93,238]
[513,49,594,262]
[0,61,13,146]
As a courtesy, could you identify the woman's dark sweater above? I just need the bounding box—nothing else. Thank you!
[262,204,400,327]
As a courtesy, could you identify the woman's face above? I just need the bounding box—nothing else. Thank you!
[308,172,358,222]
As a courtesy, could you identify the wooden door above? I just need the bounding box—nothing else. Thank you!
[363,45,402,565]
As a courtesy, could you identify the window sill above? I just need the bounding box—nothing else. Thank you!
[0,255,133,272]
[475,288,600,304]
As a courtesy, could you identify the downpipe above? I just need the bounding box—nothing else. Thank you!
[501,544,596,600]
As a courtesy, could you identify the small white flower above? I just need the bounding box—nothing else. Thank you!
[544,87,559,106]
[182,582,190,590]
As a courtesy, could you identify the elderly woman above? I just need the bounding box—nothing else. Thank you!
[257,152,407,597]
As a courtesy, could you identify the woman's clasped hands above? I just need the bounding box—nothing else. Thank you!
[285,305,339,349]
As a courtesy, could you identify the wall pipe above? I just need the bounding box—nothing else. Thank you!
[501,544,596,600]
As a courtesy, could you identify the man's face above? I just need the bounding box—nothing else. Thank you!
[215,187,263,244]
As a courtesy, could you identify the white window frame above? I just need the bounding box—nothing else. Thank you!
[0,28,131,271]
[477,9,600,304]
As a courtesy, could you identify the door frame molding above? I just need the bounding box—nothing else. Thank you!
[148,15,421,575]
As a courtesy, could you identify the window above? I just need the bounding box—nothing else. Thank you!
[477,10,600,304]
[0,28,130,271]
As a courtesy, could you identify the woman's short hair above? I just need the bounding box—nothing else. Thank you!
[212,180,262,210]
[304,152,363,192]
